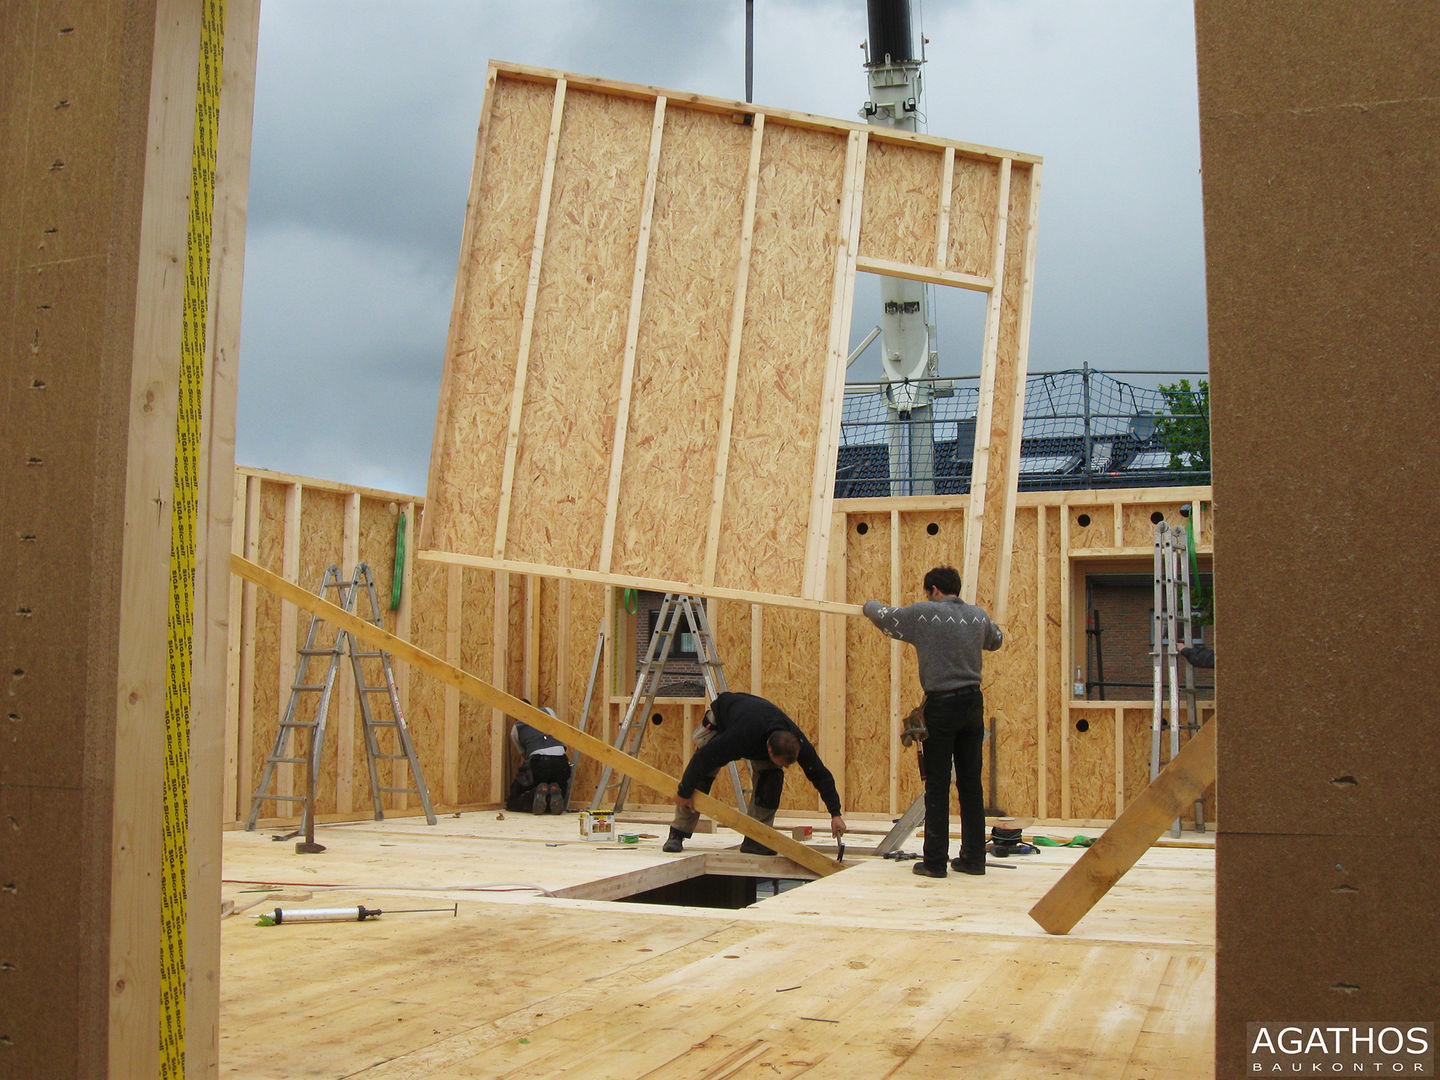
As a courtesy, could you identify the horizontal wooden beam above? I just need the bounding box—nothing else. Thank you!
[1029,718,1216,935]
[854,255,993,292]
[489,60,1043,165]
[415,548,865,617]
[230,554,843,878]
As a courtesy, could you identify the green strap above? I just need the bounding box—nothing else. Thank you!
[390,512,405,611]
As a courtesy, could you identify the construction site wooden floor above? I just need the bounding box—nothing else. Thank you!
[219,810,1215,1079]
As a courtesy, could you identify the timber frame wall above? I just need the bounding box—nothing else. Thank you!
[229,467,1214,828]
[421,63,1041,616]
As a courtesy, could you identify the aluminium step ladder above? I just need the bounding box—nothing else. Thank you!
[246,563,436,834]
[589,594,747,814]
[1151,521,1206,836]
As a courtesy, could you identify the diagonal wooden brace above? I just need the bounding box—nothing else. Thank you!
[1029,717,1216,934]
[231,554,843,878]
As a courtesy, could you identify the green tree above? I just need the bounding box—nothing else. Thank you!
[1155,378,1210,474]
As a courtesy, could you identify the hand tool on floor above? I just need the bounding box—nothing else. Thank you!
[262,903,458,925]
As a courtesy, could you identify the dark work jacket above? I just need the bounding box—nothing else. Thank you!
[678,692,842,816]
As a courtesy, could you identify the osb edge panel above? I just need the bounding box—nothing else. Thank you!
[405,559,448,813]
[947,155,1001,279]
[711,599,753,696]
[760,607,822,812]
[248,483,286,811]
[973,164,1035,613]
[610,105,750,582]
[505,88,653,570]
[346,496,406,813]
[427,75,552,558]
[1122,705,1218,817]
[1066,708,1116,820]
[1043,509,1065,816]
[1123,503,1192,549]
[845,512,892,813]
[713,121,847,597]
[1067,504,1115,549]
[458,567,495,805]
[858,138,942,267]
[992,505,1040,817]
[627,703,688,808]
[296,489,345,814]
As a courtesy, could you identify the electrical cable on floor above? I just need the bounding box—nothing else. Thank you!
[223,879,555,897]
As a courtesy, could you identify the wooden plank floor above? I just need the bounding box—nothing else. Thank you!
[220,811,1214,1078]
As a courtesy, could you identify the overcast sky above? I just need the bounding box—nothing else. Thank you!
[236,0,1207,496]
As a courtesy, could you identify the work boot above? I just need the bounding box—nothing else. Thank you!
[912,862,947,878]
[739,837,775,856]
[546,784,566,814]
[662,827,688,853]
[531,786,548,815]
[950,857,985,876]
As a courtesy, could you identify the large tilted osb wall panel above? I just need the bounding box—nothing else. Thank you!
[422,62,1040,611]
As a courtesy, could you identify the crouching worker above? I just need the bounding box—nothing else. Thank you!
[663,691,846,855]
[505,706,570,814]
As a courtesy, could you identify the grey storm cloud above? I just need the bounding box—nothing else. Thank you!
[237,0,1206,496]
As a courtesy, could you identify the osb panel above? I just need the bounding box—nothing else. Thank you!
[1066,708,1116,820]
[357,498,403,636]
[1042,510,1065,817]
[537,578,558,710]
[710,599,754,695]
[991,505,1040,817]
[458,567,495,805]
[973,165,1035,613]
[1122,503,1185,549]
[760,607,822,812]
[858,137,942,267]
[296,489,345,814]
[844,513,893,813]
[713,121,847,597]
[1066,504,1115,549]
[248,482,287,810]
[899,509,962,812]
[505,88,654,570]
[346,497,414,813]
[426,76,553,559]
[1122,704,1218,819]
[506,573,527,695]
[563,581,607,729]
[404,559,449,813]
[627,702,687,807]
[610,105,750,582]
[946,154,1001,279]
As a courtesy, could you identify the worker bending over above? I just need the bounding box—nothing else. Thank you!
[663,691,846,854]
[505,706,570,815]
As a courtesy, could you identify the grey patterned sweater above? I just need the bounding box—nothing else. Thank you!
[862,596,1003,692]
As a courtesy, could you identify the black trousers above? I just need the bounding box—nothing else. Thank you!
[921,688,986,870]
[505,753,570,812]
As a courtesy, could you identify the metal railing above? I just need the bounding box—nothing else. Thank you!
[836,365,1210,498]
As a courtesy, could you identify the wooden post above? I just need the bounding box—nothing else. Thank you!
[1029,719,1216,935]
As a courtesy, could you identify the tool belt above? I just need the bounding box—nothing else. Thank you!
[900,701,928,747]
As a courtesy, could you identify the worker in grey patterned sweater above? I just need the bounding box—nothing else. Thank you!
[863,566,1003,879]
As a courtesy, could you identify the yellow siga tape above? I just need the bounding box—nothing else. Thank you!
[161,2,225,1076]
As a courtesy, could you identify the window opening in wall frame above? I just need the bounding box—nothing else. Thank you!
[619,589,709,700]
[1074,563,1215,702]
